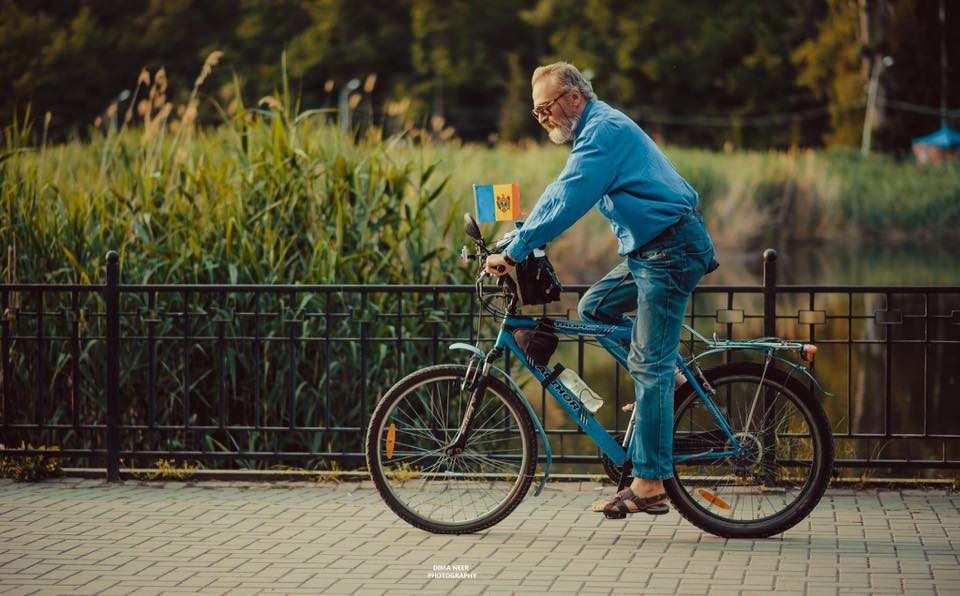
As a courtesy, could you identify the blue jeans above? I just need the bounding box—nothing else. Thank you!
[577,212,715,480]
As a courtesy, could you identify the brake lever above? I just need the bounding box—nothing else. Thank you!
[475,249,505,275]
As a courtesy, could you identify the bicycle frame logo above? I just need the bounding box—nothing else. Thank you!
[552,320,618,335]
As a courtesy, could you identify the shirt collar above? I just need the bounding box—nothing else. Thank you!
[575,100,595,140]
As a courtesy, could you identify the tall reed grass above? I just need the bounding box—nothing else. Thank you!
[1,55,474,469]
[2,58,459,287]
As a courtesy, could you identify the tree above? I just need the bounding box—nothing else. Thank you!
[793,0,866,147]
[409,0,533,139]
[540,0,824,148]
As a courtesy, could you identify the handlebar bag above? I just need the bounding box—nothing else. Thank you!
[515,250,563,306]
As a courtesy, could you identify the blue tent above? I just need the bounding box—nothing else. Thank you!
[912,126,960,148]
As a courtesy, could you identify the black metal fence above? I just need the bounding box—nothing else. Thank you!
[2,250,959,480]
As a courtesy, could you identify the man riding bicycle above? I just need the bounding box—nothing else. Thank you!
[484,62,717,518]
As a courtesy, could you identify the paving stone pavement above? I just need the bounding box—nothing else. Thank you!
[0,478,958,595]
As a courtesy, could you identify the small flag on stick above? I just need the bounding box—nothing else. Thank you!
[473,183,520,223]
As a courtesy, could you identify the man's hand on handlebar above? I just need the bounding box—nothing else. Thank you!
[484,254,514,277]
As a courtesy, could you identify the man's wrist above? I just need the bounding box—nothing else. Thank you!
[502,253,518,267]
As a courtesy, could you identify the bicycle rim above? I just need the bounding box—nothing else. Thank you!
[370,370,533,530]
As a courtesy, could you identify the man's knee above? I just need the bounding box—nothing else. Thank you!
[577,293,600,323]
[627,342,673,376]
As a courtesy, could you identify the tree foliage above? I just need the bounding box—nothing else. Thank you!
[1,0,955,151]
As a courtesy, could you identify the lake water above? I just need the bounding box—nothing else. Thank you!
[710,241,960,287]
[557,240,960,287]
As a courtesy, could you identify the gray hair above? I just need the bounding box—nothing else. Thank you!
[531,62,597,101]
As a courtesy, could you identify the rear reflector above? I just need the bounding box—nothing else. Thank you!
[386,423,396,459]
[697,488,731,510]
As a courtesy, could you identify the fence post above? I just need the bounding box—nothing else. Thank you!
[762,249,778,336]
[761,248,778,486]
[105,251,120,482]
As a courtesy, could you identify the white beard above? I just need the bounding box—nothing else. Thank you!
[548,115,580,144]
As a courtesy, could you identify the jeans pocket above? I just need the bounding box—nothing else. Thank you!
[638,249,670,262]
[630,243,682,271]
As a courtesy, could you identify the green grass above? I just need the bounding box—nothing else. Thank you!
[3,112,458,286]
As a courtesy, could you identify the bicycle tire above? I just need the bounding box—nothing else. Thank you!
[664,361,834,538]
[365,364,538,534]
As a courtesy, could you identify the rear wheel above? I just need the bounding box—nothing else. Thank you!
[365,365,537,534]
[665,362,833,538]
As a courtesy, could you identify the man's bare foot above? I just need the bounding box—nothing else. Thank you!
[591,478,667,512]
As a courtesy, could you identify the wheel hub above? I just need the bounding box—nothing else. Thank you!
[730,432,764,472]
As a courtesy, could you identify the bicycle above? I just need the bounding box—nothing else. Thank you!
[365,213,835,538]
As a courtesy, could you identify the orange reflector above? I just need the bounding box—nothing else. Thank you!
[697,488,731,510]
[385,423,396,459]
[801,344,818,362]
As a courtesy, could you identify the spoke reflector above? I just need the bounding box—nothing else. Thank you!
[697,488,731,510]
[386,423,397,458]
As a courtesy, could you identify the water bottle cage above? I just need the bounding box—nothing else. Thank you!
[539,363,565,388]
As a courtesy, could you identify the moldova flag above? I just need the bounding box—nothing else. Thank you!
[473,183,520,223]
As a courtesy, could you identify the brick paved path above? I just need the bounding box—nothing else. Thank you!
[1,479,958,595]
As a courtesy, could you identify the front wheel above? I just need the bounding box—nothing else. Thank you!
[665,361,834,538]
[365,364,538,534]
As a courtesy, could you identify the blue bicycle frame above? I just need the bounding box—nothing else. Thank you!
[511,315,743,448]
[450,313,745,496]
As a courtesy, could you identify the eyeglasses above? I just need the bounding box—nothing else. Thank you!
[531,90,569,121]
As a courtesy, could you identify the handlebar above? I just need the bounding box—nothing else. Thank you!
[464,214,520,313]
[464,231,510,276]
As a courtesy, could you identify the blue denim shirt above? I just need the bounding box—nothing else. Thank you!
[505,100,698,262]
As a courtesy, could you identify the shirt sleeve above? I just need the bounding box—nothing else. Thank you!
[505,123,618,263]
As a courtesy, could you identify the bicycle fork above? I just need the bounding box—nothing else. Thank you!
[444,349,501,457]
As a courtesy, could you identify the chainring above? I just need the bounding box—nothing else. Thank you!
[599,432,633,485]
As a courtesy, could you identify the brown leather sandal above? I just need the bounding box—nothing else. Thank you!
[592,487,632,512]
[601,488,669,519]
